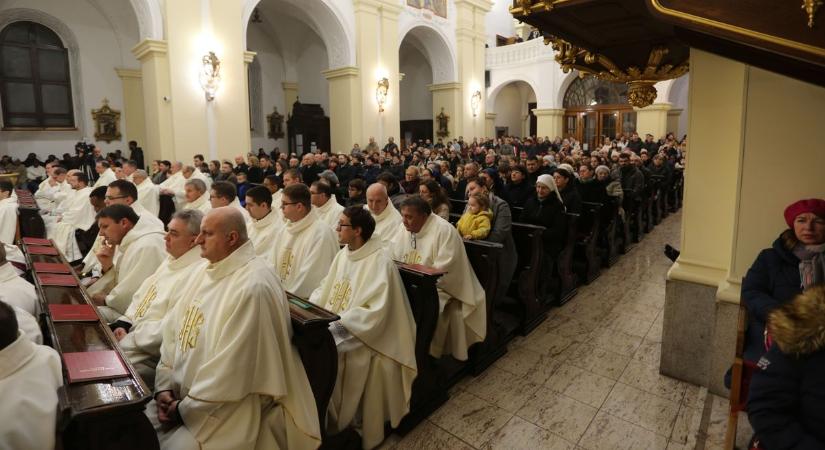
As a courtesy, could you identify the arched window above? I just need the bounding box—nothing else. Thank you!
[0,21,74,129]
[563,76,628,108]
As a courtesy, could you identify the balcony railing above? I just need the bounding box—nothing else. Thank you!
[486,37,554,69]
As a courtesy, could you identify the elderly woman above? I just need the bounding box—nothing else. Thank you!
[741,199,825,364]
[521,174,568,301]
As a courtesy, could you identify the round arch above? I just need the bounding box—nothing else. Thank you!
[556,70,580,108]
[242,0,354,68]
[128,0,163,40]
[397,23,457,84]
[487,76,540,111]
[667,74,689,104]
[0,8,86,133]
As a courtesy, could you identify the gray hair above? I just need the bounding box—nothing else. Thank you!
[171,209,204,236]
[185,178,207,193]
[595,165,611,176]
[133,169,148,179]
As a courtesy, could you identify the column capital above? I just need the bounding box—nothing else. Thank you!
[668,108,684,115]
[115,68,142,79]
[453,0,493,13]
[485,113,496,119]
[353,0,382,15]
[532,108,564,117]
[378,0,404,18]
[322,66,359,80]
[282,81,299,91]
[131,39,167,62]
[428,82,462,92]
[243,51,257,64]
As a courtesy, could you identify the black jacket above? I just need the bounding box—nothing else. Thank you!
[559,184,582,215]
[747,287,825,449]
[502,180,533,209]
[742,232,804,362]
[521,194,568,258]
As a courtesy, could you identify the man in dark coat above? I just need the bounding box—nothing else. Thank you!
[502,165,533,209]
[128,141,145,170]
[748,285,825,450]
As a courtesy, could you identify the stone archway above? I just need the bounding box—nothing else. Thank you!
[128,0,163,40]
[397,24,458,84]
[488,80,538,138]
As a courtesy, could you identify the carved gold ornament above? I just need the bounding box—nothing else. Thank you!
[802,0,823,28]
[510,0,555,16]
[91,99,121,143]
[545,37,688,108]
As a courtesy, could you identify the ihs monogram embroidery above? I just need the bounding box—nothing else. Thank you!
[178,304,204,353]
[327,279,352,313]
[403,250,422,265]
[278,249,294,280]
[134,283,157,319]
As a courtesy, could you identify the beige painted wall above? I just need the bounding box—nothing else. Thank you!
[635,102,671,139]
[115,69,147,160]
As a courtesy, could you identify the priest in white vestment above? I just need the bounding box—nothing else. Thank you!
[310,181,344,230]
[0,301,63,450]
[89,204,167,322]
[3,242,26,276]
[134,170,160,216]
[269,184,338,298]
[0,182,17,245]
[210,181,251,224]
[159,162,186,207]
[47,172,95,261]
[245,185,281,257]
[181,179,212,214]
[152,207,321,450]
[365,183,404,246]
[392,196,486,361]
[112,210,206,388]
[0,245,38,316]
[34,167,70,211]
[309,206,417,449]
[93,161,117,188]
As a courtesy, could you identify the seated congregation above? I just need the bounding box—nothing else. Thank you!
[28,131,825,450]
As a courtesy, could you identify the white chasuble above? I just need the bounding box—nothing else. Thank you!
[136,179,161,216]
[0,333,62,450]
[309,238,417,449]
[0,262,38,315]
[269,209,338,298]
[247,210,281,257]
[314,196,344,231]
[154,241,321,450]
[48,186,94,261]
[391,213,486,361]
[229,198,252,224]
[12,305,42,344]
[93,216,166,322]
[367,202,404,247]
[93,168,117,188]
[181,192,212,214]
[0,197,17,245]
[117,246,206,388]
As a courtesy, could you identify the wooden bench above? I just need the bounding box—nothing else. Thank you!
[19,238,159,450]
[597,197,622,267]
[574,202,603,284]
[449,198,467,215]
[509,222,546,334]
[16,189,46,238]
[464,239,506,375]
[556,212,579,305]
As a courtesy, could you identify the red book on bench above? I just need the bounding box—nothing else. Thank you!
[38,273,78,287]
[63,351,129,383]
[27,246,59,255]
[22,237,51,246]
[49,304,98,322]
[34,262,72,274]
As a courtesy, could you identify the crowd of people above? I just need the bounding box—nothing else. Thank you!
[2,130,820,449]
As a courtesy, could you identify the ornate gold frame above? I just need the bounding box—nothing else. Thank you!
[91,99,121,143]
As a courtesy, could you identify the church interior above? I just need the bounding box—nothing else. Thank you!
[0,0,824,449]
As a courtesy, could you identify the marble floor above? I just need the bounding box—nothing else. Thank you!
[379,212,738,450]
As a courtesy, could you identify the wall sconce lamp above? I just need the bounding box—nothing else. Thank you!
[376,77,389,113]
[470,90,482,117]
[199,51,221,101]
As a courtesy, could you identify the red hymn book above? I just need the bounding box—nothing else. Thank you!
[48,304,98,322]
[63,351,129,383]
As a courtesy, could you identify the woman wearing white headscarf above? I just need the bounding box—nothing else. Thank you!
[520,174,568,301]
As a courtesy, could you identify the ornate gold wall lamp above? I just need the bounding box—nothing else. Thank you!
[802,0,823,28]
[199,51,221,101]
[376,77,389,113]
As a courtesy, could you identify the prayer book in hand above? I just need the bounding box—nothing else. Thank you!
[49,304,98,322]
[63,351,128,383]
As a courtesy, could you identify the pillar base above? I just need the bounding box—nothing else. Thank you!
[532,108,564,139]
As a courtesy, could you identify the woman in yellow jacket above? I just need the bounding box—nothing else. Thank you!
[456,193,492,240]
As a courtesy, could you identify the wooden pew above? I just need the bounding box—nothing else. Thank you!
[464,239,506,375]
[285,293,341,444]
[15,189,46,238]
[557,213,579,305]
[597,197,622,267]
[508,222,546,334]
[394,263,448,434]
[19,238,158,450]
[574,202,602,284]
[449,198,467,215]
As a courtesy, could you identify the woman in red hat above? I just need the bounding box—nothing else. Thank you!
[740,198,825,365]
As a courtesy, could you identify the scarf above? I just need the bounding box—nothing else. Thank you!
[793,242,825,289]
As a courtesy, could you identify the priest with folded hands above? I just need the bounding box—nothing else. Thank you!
[269,184,338,298]
[152,207,321,450]
[89,204,166,322]
[111,209,206,388]
[310,206,417,449]
[392,195,486,361]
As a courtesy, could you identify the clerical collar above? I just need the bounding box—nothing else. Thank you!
[205,240,255,281]
[0,333,36,379]
[286,209,318,235]
[346,237,381,262]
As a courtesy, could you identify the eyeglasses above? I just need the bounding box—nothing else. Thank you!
[105,195,127,201]
[335,223,353,230]
[280,201,299,209]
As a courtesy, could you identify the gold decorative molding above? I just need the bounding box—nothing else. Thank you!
[545,36,688,108]
[92,99,121,143]
[802,0,823,28]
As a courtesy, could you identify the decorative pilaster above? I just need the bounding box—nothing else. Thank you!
[532,108,564,139]
[323,66,362,153]
[115,68,147,159]
[429,82,462,142]
[131,39,174,161]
